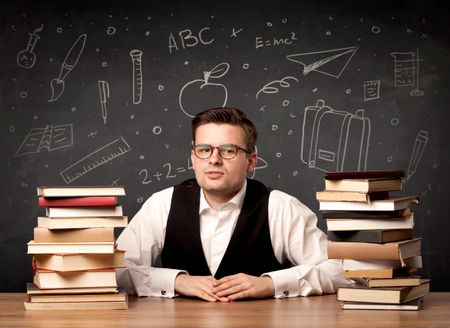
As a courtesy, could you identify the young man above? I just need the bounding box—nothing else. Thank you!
[116,107,350,302]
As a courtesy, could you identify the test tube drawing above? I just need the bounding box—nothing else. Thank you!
[130,49,143,104]
[406,130,428,181]
[17,24,43,69]
[410,48,424,97]
[98,80,110,124]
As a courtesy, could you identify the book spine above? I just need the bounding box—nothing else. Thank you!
[33,227,114,242]
[38,196,118,207]
[327,241,400,260]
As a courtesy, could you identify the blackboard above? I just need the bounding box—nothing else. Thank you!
[1,0,449,292]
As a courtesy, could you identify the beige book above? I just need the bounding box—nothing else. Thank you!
[27,240,115,254]
[33,269,117,289]
[337,279,430,304]
[27,282,117,295]
[325,178,403,193]
[328,238,421,265]
[33,251,125,271]
[34,227,115,242]
[29,290,127,303]
[24,297,128,310]
[37,216,128,229]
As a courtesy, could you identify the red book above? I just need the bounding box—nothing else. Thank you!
[38,196,118,207]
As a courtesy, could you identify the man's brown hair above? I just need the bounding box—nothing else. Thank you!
[191,107,257,152]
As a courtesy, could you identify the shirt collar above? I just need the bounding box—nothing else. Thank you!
[199,179,247,213]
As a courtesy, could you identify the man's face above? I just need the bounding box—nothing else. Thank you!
[191,123,257,206]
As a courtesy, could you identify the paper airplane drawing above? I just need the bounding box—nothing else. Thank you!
[286,46,358,78]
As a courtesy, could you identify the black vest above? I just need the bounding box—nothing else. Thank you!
[160,179,290,278]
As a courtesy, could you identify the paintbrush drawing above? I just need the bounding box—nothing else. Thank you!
[48,34,87,102]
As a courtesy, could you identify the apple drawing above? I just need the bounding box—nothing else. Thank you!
[179,63,229,117]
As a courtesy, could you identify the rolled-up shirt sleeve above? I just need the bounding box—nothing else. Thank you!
[116,187,185,298]
[264,190,352,298]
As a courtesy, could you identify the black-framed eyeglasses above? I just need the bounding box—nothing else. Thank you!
[192,144,251,160]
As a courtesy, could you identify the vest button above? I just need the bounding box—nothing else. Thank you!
[283,290,289,296]
[161,290,166,296]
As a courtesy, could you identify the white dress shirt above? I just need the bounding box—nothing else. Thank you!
[116,180,350,298]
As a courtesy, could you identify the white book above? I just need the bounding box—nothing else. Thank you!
[326,214,414,231]
[341,255,422,270]
[46,206,123,217]
[319,196,419,211]
[37,216,128,229]
[37,185,125,197]
[27,240,115,254]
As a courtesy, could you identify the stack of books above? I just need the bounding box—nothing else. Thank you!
[24,185,129,310]
[316,170,430,311]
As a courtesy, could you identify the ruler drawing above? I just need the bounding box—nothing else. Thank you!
[60,137,131,184]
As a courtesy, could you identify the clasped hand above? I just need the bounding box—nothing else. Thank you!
[175,273,275,302]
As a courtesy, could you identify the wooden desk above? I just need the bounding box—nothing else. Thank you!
[1,293,449,327]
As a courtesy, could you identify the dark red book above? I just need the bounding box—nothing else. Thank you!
[38,196,118,207]
[324,170,404,180]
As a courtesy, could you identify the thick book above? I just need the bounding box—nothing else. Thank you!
[38,196,118,207]
[33,227,115,242]
[336,279,430,304]
[341,256,422,271]
[344,267,414,279]
[37,216,128,229]
[29,290,127,303]
[319,196,419,211]
[327,238,421,263]
[327,229,414,243]
[27,240,115,254]
[342,256,422,278]
[24,297,128,310]
[46,205,123,218]
[37,185,126,197]
[316,190,389,202]
[321,209,409,219]
[341,298,423,311]
[324,170,405,180]
[324,178,403,193]
[326,214,414,232]
[33,269,117,289]
[33,251,125,271]
[27,282,118,295]
[361,276,422,288]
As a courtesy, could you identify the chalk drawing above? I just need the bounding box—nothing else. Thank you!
[391,49,424,96]
[17,24,43,68]
[168,27,214,53]
[15,124,73,157]
[231,27,243,37]
[59,137,131,184]
[48,34,87,102]
[406,130,428,181]
[256,76,299,99]
[286,46,358,78]
[130,49,143,104]
[179,63,229,117]
[250,147,268,179]
[98,80,110,124]
[300,99,371,172]
[364,80,381,101]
